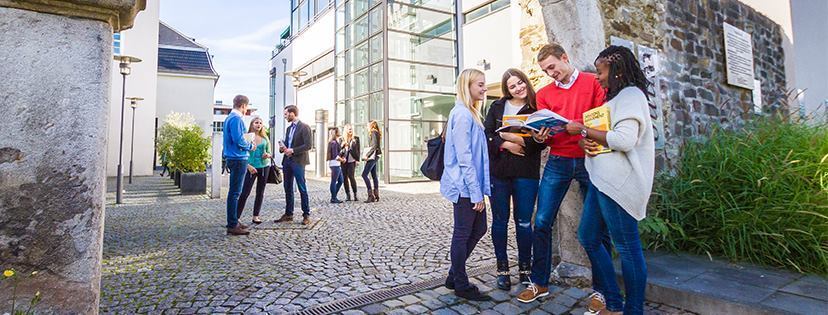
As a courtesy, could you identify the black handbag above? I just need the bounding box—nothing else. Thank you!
[266,159,283,184]
[420,131,446,181]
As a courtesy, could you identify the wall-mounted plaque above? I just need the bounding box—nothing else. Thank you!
[723,22,755,90]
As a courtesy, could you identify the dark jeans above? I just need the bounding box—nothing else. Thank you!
[579,183,647,315]
[283,158,310,216]
[530,155,591,286]
[237,166,270,218]
[361,158,379,190]
[330,165,344,200]
[491,176,538,264]
[342,162,358,195]
[447,197,487,291]
[225,159,248,228]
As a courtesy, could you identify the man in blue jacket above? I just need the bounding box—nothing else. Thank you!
[223,95,257,235]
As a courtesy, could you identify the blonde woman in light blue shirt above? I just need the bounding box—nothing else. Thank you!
[441,68,492,302]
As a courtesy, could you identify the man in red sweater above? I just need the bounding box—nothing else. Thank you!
[517,43,606,303]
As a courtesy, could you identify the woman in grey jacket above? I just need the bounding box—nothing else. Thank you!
[566,46,654,315]
[361,120,382,203]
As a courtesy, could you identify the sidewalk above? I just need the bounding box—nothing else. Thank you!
[621,251,828,315]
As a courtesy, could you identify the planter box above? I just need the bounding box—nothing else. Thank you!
[180,172,206,195]
[174,170,181,186]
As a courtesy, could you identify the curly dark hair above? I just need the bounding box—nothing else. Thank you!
[595,45,650,102]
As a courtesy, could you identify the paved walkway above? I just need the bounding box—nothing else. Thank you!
[101,173,693,314]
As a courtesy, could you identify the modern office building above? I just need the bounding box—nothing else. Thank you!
[271,0,460,182]
[270,0,828,182]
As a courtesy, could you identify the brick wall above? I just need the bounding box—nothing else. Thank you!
[600,0,788,169]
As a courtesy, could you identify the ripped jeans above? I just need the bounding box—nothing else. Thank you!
[490,176,539,264]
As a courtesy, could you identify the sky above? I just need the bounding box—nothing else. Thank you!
[160,0,291,118]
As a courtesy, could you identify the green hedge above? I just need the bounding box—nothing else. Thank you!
[642,119,828,275]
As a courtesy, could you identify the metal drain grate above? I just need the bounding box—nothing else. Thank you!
[293,264,497,315]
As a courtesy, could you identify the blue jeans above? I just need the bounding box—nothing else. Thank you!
[579,183,647,315]
[530,155,591,286]
[330,165,344,200]
[361,158,379,190]
[491,176,538,264]
[447,197,487,291]
[283,158,310,216]
[225,159,248,228]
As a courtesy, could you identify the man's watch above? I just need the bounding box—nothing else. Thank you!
[580,128,588,138]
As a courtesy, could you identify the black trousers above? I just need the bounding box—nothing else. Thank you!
[237,166,270,217]
[342,162,358,195]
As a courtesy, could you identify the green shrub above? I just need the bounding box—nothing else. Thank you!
[643,119,828,274]
[168,126,211,173]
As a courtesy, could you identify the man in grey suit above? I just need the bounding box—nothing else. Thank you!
[275,105,313,225]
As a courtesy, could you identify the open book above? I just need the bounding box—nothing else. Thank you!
[495,109,570,135]
[583,105,612,154]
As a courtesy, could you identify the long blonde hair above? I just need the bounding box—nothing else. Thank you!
[343,124,354,144]
[456,68,486,126]
[247,116,268,139]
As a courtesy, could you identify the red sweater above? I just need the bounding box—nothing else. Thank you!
[536,72,606,158]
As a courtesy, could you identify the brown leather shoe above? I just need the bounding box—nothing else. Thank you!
[238,222,249,229]
[226,225,250,236]
[275,214,293,223]
[516,284,549,303]
[302,215,311,225]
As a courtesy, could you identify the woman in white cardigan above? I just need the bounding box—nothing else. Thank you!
[565,46,654,315]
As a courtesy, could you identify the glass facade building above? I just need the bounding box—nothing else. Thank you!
[274,0,459,182]
[335,0,458,182]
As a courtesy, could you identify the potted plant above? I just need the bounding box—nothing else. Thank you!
[156,112,194,186]
[168,125,211,194]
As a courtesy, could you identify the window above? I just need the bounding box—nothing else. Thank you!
[388,31,455,66]
[212,121,224,132]
[113,33,122,55]
[464,0,510,24]
[389,3,455,39]
[299,1,308,30]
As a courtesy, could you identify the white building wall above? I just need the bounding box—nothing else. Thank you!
[790,0,828,122]
[461,5,519,88]
[293,75,335,175]
[106,0,160,176]
[156,74,216,137]
[271,46,294,159]
[271,8,335,168]
[290,10,335,68]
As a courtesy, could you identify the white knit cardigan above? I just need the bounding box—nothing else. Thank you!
[585,87,655,221]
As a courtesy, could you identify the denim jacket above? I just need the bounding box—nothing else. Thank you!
[440,101,491,204]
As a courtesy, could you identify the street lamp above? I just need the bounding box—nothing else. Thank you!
[126,97,144,184]
[285,70,307,106]
[114,55,142,204]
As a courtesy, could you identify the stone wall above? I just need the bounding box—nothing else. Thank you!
[600,0,788,169]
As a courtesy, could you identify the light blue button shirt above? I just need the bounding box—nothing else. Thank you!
[440,101,491,204]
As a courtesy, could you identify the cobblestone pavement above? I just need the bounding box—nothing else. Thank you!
[347,276,695,315]
[101,173,694,314]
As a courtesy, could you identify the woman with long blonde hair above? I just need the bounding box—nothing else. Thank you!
[361,120,382,202]
[237,116,272,224]
[441,68,492,301]
[341,124,361,201]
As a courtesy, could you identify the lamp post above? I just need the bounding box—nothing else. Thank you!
[126,97,144,184]
[284,70,307,106]
[114,55,142,204]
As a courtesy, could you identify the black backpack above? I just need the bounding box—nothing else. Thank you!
[420,131,446,180]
